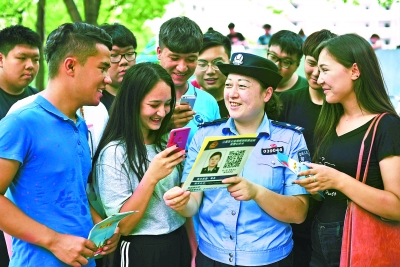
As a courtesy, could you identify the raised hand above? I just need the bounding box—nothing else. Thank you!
[168,102,196,129]
[163,186,191,211]
[223,176,260,201]
[294,162,344,195]
[145,145,186,184]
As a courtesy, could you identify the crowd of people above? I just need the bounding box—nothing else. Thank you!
[0,15,399,267]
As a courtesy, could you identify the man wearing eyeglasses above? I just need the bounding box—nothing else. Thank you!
[99,23,137,112]
[195,30,231,118]
[267,30,308,94]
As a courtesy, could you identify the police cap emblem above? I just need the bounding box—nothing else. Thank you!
[232,54,244,65]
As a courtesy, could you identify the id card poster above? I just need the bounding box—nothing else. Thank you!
[182,135,259,192]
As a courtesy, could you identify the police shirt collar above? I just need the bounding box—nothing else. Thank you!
[222,114,270,136]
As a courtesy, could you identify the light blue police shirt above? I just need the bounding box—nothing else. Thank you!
[0,96,95,267]
[182,114,309,266]
[183,83,220,146]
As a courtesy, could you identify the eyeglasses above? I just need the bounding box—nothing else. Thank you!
[197,59,226,72]
[110,52,137,63]
[267,52,296,69]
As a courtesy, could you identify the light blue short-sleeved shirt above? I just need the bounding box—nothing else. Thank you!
[182,114,309,266]
[183,83,220,146]
[0,96,95,267]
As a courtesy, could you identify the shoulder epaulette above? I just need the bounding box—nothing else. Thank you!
[198,117,229,128]
[271,120,304,132]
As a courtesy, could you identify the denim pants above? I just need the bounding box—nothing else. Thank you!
[309,217,344,267]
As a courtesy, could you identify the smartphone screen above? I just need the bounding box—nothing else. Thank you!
[167,127,191,152]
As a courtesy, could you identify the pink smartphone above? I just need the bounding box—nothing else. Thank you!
[167,127,191,152]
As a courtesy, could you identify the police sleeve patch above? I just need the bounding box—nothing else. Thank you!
[297,149,311,163]
[271,120,304,132]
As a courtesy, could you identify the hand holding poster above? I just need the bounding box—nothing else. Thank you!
[182,134,260,192]
[88,211,136,258]
[276,151,324,198]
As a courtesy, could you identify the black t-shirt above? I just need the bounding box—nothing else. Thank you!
[0,85,39,120]
[227,32,245,44]
[317,114,400,223]
[217,99,229,118]
[278,86,321,157]
[278,86,323,237]
[100,89,115,113]
[275,75,309,96]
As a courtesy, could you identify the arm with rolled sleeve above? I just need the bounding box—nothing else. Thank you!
[224,129,309,224]
[255,130,309,223]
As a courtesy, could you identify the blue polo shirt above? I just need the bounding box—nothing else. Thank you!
[182,115,309,266]
[184,83,220,146]
[0,96,95,267]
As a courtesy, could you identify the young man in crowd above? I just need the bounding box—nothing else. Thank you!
[0,22,119,266]
[278,29,337,267]
[157,16,220,144]
[0,24,42,266]
[195,30,231,118]
[0,25,41,120]
[99,23,137,112]
[227,22,248,49]
[258,23,273,46]
[267,30,308,94]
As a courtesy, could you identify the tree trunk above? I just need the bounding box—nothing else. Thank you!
[63,0,83,22]
[84,0,101,25]
[35,0,46,91]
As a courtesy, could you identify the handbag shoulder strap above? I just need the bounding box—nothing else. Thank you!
[356,113,387,183]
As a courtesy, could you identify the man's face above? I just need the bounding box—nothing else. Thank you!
[0,44,40,93]
[195,46,229,98]
[267,45,300,86]
[108,45,136,88]
[75,43,111,106]
[304,55,321,90]
[157,46,198,89]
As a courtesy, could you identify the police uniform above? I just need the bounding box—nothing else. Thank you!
[182,115,310,266]
[200,166,219,174]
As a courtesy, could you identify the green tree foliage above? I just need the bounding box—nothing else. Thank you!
[1,0,171,50]
[0,0,172,89]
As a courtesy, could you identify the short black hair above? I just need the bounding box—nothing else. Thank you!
[263,24,271,29]
[200,30,231,59]
[159,16,203,54]
[268,30,304,61]
[99,23,137,49]
[303,29,337,57]
[370,33,380,39]
[228,23,235,29]
[210,151,222,159]
[0,25,41,56]
[44,22,112,78]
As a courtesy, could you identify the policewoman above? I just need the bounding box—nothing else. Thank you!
[164,53,310,267]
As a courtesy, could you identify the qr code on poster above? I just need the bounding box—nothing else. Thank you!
[223,150,245,168]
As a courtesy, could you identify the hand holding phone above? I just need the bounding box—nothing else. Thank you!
[180,95,196,108]
[167,127,191,153]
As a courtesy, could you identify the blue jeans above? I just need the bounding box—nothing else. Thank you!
[309,217,343,267]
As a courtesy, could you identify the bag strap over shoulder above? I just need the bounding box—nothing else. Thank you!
[356,113,387,183]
